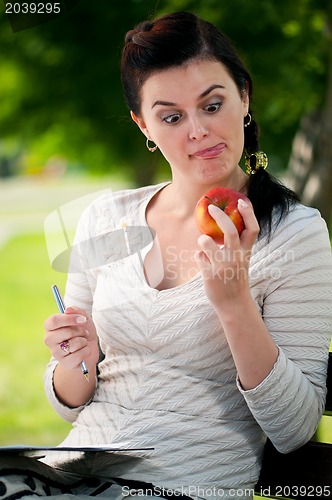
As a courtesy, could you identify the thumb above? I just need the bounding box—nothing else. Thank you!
[64,306,88,319]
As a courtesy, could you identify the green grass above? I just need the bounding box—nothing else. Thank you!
[0,232,71,445]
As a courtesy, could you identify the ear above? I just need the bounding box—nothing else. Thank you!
[242,85,250,115]
[130,111,150,139]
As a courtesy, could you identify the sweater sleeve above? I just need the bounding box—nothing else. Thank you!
[238,206,332,453]
[43,203,97,423]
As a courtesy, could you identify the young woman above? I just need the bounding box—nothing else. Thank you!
[1,11,332,500]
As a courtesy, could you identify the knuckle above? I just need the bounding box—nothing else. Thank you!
[44,314,56,330]
[252,220,260,233]
[198,234,213,247]
[49,314,64,329]
[228,229,239,241]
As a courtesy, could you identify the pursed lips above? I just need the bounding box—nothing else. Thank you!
[191,143,226,159]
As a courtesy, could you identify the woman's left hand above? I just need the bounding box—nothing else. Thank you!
[196,198,259,309]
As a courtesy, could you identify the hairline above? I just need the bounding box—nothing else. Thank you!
[133,55,247,117]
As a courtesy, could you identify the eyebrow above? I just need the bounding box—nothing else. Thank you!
[151,84,225,109]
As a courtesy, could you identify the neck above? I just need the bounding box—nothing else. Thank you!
[162,168,248,219]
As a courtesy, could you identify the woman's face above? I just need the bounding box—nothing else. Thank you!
[132,59,249,188]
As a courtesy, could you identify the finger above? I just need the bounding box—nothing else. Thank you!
[59,340,71,355]
[197,234,223,269]
[237,199,260,250]
[207,205,240,249]
[44,312,87,332]
[64,306,95,332]
[59,336,88,356]
[59,346,91,371]
[197,233,217,255]
[195,250,212,278]
[64,306,88,317]
[44,325,90,350]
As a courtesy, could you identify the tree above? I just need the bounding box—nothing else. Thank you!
[285,2,332,225]
[0,0,331,221]
[0,0,169,183]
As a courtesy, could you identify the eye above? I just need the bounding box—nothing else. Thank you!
[204,102,221,113]
[162,113,181,124]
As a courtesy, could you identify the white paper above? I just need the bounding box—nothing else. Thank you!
[0,443,154,454]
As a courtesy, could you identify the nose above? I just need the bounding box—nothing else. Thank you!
[188,115,209,141]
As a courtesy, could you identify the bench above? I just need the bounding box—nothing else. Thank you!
[254,351,332,499]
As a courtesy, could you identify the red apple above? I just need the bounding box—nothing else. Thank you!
[194,187,250,244]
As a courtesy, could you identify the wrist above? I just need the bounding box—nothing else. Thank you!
[212,288,255,321]
[53,362,97,408]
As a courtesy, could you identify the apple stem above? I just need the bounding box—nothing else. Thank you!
[204,196,219,208]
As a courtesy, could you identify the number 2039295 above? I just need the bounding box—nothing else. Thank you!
[5,3,61,14]
[274,485,331,497]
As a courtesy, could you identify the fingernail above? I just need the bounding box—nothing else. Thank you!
[208,204,220,214]
[76,315,87,324]
[238,199,248,208]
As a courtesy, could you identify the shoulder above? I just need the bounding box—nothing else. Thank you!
[77,182,167,230]
[254,202,331,256]
[273,203,331,252]
[87,182,168,215]
[275,203,326,233]
[76,182,167,240]
[270,202,328,241]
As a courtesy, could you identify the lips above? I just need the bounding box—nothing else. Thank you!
[192,143,226,159]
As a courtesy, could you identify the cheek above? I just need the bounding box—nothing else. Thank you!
[231,110,246,139]
[155,129,184,155]
[225,112,245,154]
[158,143,183,165]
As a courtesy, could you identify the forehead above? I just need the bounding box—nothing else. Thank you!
[140,59,238,106]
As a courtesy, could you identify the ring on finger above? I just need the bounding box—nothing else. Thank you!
[60,340,71,354]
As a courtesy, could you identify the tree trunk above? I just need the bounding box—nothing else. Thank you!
[286,15,332,228]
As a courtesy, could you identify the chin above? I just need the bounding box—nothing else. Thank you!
[199,167,230,185]
[201,161,243,185]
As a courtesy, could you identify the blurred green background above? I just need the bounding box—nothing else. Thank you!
[0,0,331,445]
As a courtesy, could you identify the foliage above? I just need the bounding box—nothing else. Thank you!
[0,233,70,444]
[0,0,330,183]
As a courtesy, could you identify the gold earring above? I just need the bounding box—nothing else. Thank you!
[244,113,252,128]
[245,150,268,176]
[146,138,158,152]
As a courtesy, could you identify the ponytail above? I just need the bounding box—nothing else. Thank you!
[244,115,300,240]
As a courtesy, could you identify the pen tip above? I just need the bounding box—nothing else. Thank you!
[84,373,90,382]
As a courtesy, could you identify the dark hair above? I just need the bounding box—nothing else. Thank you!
[121,11,299,239]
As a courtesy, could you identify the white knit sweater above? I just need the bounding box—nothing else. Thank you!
[44,182,332,499]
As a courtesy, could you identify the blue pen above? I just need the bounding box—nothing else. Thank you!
[51,284,89,381]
